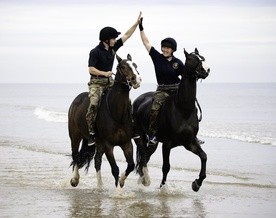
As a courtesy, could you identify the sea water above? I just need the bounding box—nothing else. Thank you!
[0,83,275,217]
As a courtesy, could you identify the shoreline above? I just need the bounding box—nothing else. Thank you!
[1,136,276,217]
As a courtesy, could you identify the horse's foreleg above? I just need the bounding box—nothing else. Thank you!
[160,144,171,188]
[192,148,207,192]
[119,141,135,188]
[70,164,80,187]
[186,143,207,192]
[95,146,104,189]
[104,146,120,188]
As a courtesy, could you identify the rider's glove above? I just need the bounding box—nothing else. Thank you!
[139,18,144,31]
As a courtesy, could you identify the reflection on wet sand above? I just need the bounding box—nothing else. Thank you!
[66,186,206,217]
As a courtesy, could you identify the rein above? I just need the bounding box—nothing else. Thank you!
[105,65,132,124]
[181,53,204,122]
[112,49,132,90]
[195,98,202,122]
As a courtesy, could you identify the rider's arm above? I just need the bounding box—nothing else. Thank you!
[139,18,152,53]
[88,67,112,77]
[121,12,142,43]
[140,30,152,53]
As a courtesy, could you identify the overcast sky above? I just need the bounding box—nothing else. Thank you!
[0,0,275,83]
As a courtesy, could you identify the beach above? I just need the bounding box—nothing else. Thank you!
[1,137,275,217]
[0,83,276,217]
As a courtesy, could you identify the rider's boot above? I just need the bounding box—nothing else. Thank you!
[86,104,97,146]
[148,109,159,146]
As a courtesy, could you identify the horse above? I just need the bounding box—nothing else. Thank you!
[133,48,210,192]
[68,54,142,189]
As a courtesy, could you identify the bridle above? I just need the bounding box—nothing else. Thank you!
[105,60,134,123]
[114,63,133,90]
[185,52,207,80]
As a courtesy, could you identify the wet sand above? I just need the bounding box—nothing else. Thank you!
[0,137,276,217]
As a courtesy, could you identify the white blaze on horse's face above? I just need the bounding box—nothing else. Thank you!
[126,60,141,89]
[202,61,210,73]
[196,54,210,73]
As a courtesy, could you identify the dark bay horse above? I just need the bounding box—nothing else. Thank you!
[133,48,210,192]
[68,54,141,189]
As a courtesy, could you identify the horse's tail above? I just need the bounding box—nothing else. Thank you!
[71,138,96,172]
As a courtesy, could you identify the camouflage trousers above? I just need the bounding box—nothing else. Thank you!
[86,77,114,133]
[148,84,178,137]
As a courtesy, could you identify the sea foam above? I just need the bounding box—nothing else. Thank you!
[34,107,67,123]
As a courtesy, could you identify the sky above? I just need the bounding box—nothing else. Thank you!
[0,0,276,83]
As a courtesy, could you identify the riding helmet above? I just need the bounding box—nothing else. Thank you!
[99,27,121,41]
[161,37,177,51]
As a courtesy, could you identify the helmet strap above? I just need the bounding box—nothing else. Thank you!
[103,40,110,50]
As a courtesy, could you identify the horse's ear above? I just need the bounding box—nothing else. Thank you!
[184,48,188,57]
[116,54,122,62]
[195,48,199,54]
[127,54,132,61]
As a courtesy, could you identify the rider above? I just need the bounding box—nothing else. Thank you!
[87,12,142,146]
[138,17,204,146]
[138,18,184,146]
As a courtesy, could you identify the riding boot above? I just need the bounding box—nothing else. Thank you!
[148,109,159,146]
[86,104,97,146]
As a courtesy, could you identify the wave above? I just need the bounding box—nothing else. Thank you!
[199,122,276,146]
[32,107,276,146]
[34,107,67,123]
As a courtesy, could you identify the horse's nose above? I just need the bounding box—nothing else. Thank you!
[207,68,210,73]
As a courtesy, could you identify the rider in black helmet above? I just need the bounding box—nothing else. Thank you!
[86,12,142,146]
[138,17,204,146]
[99,26,121,43]
[161,37,177,52]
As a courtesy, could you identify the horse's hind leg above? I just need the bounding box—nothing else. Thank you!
[95,143,104,189]
[185,142,207,192]
[70,136,82,187]
[119,141,135,188]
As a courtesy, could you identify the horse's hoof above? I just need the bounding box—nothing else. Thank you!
[138,176,150,186]
[142,177,151,186]
[119,180,125,188]
[70,178,79,187]
[159,182,166,189]
[192,179,201,192]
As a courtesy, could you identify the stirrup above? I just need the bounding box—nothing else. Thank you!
[88,133,96,146]
[148,136,158,145]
